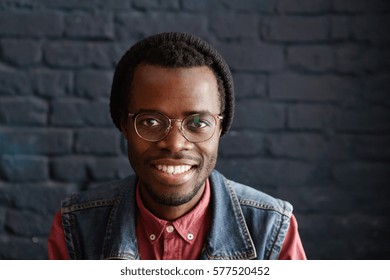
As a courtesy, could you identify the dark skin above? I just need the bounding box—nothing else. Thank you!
[121,64,222,221]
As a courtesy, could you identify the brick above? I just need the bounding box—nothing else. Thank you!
[0,183,11,207]
[31,69,72,98]
[133,0,180,10]
[298,213,390,259]
[233,73,267,99]
[0,236,47,260]
[0,156,48,182]
[2,182,74,214]
[43,42,89,68]
[266,132,349,160]
[74,129,121,155]
[0,97,47,126]
[0,207,5,232]
[36,0,128,10]
[344,190,389,217]
[0,214,6,234]
[335,45,390,74]
[216,158,314,188]
[6,209,52,236]
[362,49,390,73]
[219,131,266,156]
[287,45,335,72]
[74,70,112,99]
[99,0,131,9]
[332,162,390,188]
[0,70,32,96]
[50,99,112,127]
[288,104,390,132]
[334,44,371,74]
[0,11,63,37]
[334,107,390,132]
[330,16,351,40]
[233,100,285,130]
[181,0,219,11]
[51,156,90,182]
[278,184,356,214]
[297,214,344,239]
[115,13,208,40]
[288,104,335,130]
[0,39,41,66]
[43,42,126,69]
[352,15,390,45]
[210,13,258,39]
[36,0,100,9]
[332,0,390,13]
[220,0,277,13]
[8,0,125,11]
[216,41,284,71]
[0,129,72,155]
[270,73,360,101]
[261,16,328,42]
[363,73,390,104]
[341,134,390,160]
[88,157,132,181]
[277,0,331,13]
[40,0,131,9]
[64,12,114,39]
[0,0,34,8]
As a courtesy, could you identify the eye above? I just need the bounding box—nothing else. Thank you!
[186,115,212,130]
[141,118,163,127]
[136,114,166,129]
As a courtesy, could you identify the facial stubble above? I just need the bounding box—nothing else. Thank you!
[145,154,217,207]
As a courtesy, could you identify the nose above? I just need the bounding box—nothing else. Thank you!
[155,122,193,152]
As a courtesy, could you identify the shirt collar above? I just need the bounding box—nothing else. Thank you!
[136,179,211,245]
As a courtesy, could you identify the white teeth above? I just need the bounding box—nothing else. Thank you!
[155,165,192,175]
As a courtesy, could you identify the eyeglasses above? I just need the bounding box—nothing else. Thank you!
[127,111,223,143]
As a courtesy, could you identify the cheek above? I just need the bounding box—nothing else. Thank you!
[200,138,220,161]
[126,133,149,159]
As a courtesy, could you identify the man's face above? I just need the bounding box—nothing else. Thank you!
[122,64,222,208]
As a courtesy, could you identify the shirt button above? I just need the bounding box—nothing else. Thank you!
[166,225,174,233]
[149,234,156,241]
[187,233,194,240]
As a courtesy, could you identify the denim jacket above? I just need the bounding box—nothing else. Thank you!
[61,170,292,260]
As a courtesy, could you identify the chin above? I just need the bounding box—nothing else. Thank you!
[143,179,204,207]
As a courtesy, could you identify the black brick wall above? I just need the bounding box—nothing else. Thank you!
[0,0,389,259]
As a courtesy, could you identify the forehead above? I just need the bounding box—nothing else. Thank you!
[128,64,221,115]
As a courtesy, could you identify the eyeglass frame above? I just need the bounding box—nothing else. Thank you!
[126,111,224,143]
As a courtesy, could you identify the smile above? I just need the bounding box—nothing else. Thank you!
[154,165,193,175]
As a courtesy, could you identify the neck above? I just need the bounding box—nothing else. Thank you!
[139,183,206,221]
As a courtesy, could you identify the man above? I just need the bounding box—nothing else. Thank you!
[48,32,306,260]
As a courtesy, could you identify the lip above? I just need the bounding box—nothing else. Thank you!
[149,158,199,166]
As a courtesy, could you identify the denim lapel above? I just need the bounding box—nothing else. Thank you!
[200,170,256,260]
[100,176,140,260]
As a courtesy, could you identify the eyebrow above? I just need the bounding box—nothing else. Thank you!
[134,109,214,117]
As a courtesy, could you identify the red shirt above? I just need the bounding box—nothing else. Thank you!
[136,179,211,259]
[48,180,306,260]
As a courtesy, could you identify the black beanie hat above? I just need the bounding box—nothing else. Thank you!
[110,32,234,136]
